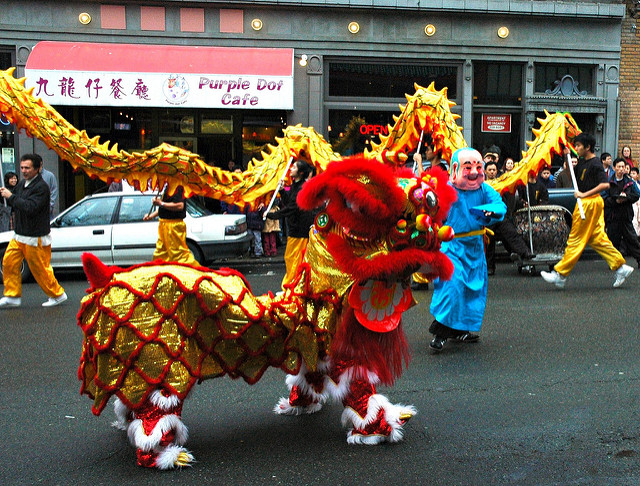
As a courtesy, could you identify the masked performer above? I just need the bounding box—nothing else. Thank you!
[429,148,506,352]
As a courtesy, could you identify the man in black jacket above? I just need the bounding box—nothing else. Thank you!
[484,160,535,274]
[604,158,640,267]
[0,153,66,307]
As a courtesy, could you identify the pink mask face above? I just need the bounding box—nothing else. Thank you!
[451,151,485,190]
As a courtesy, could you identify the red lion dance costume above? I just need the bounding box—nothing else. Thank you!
[77,155,457,468]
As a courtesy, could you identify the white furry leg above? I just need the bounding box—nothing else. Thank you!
[343,395,417,445]
[125,389,195,469]
[337,369,416,445]
[111,397,133,431]
[274,359,331,415]
[154,444,195,470]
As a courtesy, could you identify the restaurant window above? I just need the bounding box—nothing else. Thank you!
[201,115,233,134]
[160,112,196,135]
[534,64,594,95]
[473,62,523,106]
[242,112,287,166]
[329,63,458,100]
[328,110,397,155]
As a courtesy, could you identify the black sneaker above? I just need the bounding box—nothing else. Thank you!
[429,336,447,351]
[452,332,479,343]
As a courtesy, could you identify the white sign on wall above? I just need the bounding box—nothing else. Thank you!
[24,70,294,110]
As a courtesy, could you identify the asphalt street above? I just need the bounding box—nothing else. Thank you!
[1,257,640,485]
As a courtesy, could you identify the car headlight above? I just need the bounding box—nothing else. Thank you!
[225,221,247,236]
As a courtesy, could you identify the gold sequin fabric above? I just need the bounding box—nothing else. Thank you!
[78,263,341,414]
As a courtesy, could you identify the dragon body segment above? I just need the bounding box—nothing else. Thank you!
[365,83,467,166]
[486,111,581,195]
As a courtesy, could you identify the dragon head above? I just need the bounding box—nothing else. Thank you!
[298,154,456,333]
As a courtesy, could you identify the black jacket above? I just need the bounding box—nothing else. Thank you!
[267,179,315,238]
[7,173,51,237]
[517,180,549,207]
[604,174,639,222]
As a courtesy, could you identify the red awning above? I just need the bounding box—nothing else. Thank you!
[26,41,294,76]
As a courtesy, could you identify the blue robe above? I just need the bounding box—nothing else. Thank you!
[430,183,506,332]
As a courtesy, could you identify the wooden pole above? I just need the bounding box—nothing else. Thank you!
[263,155,295,220]
[566,152,586,220]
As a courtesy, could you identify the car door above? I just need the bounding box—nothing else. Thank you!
[50,196,118,267]
[110,194,159,265]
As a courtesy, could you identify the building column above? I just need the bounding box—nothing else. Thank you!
[524,60,536,144]
[604,64,620,154]
[462,59,473,145]
[306,55,323,133]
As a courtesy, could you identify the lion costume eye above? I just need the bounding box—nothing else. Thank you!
[425,191,438,209]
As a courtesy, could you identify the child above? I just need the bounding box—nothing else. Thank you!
[245,205,265,258]
[262,204,280,257]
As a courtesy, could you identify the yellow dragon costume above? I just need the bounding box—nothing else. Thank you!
[0,68,579,469]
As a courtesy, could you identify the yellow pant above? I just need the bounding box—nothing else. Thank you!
[153,219,197,265]
[2,238,64,298]
[282,236,308,288]
[554,195,625,277]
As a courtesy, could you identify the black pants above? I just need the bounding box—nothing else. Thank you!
[607,218,640,262]
[485,219,531,270]
[429,320,467,338]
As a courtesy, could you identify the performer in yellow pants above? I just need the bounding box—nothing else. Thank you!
[3,238,65,298]
[265,160,316,290]
[0,153,67,308]
[541,133,633,289]
[554,195,625,276]
[144,186,197,266]
[154,219,197,265]
[282,236,308,287]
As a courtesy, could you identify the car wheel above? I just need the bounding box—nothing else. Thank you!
[0,245,33,282]
[186,240,205,266]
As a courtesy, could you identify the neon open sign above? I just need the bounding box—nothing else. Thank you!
[359,124,389,136]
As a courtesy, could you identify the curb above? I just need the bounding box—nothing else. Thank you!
[214,255,286,271]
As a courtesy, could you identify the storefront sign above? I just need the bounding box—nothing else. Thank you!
[481,114,511,133]
[2,147,14,164]
[24,42,294,110]
[359,124,389,136]
[24,71,293,109]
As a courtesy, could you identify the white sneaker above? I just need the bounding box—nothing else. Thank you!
[42,292,68,307]
[613,264,634,288]
[0,296,21,308]
[541,270,566,289]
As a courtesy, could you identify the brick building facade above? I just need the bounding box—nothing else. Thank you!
[619,0,640,162]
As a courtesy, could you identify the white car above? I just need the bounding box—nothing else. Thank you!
[0,192,251,280]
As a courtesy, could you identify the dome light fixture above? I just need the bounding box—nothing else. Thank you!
[348,21,360,34]
[424,24,436,36]
[497,26,509,39]
[299,54,308,67]
[78,12,92,25]
[251,18,263,31]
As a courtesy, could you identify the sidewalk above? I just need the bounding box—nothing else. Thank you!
[214,244,286,271]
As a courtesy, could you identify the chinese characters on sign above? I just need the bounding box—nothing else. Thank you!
[24,70,294,109]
